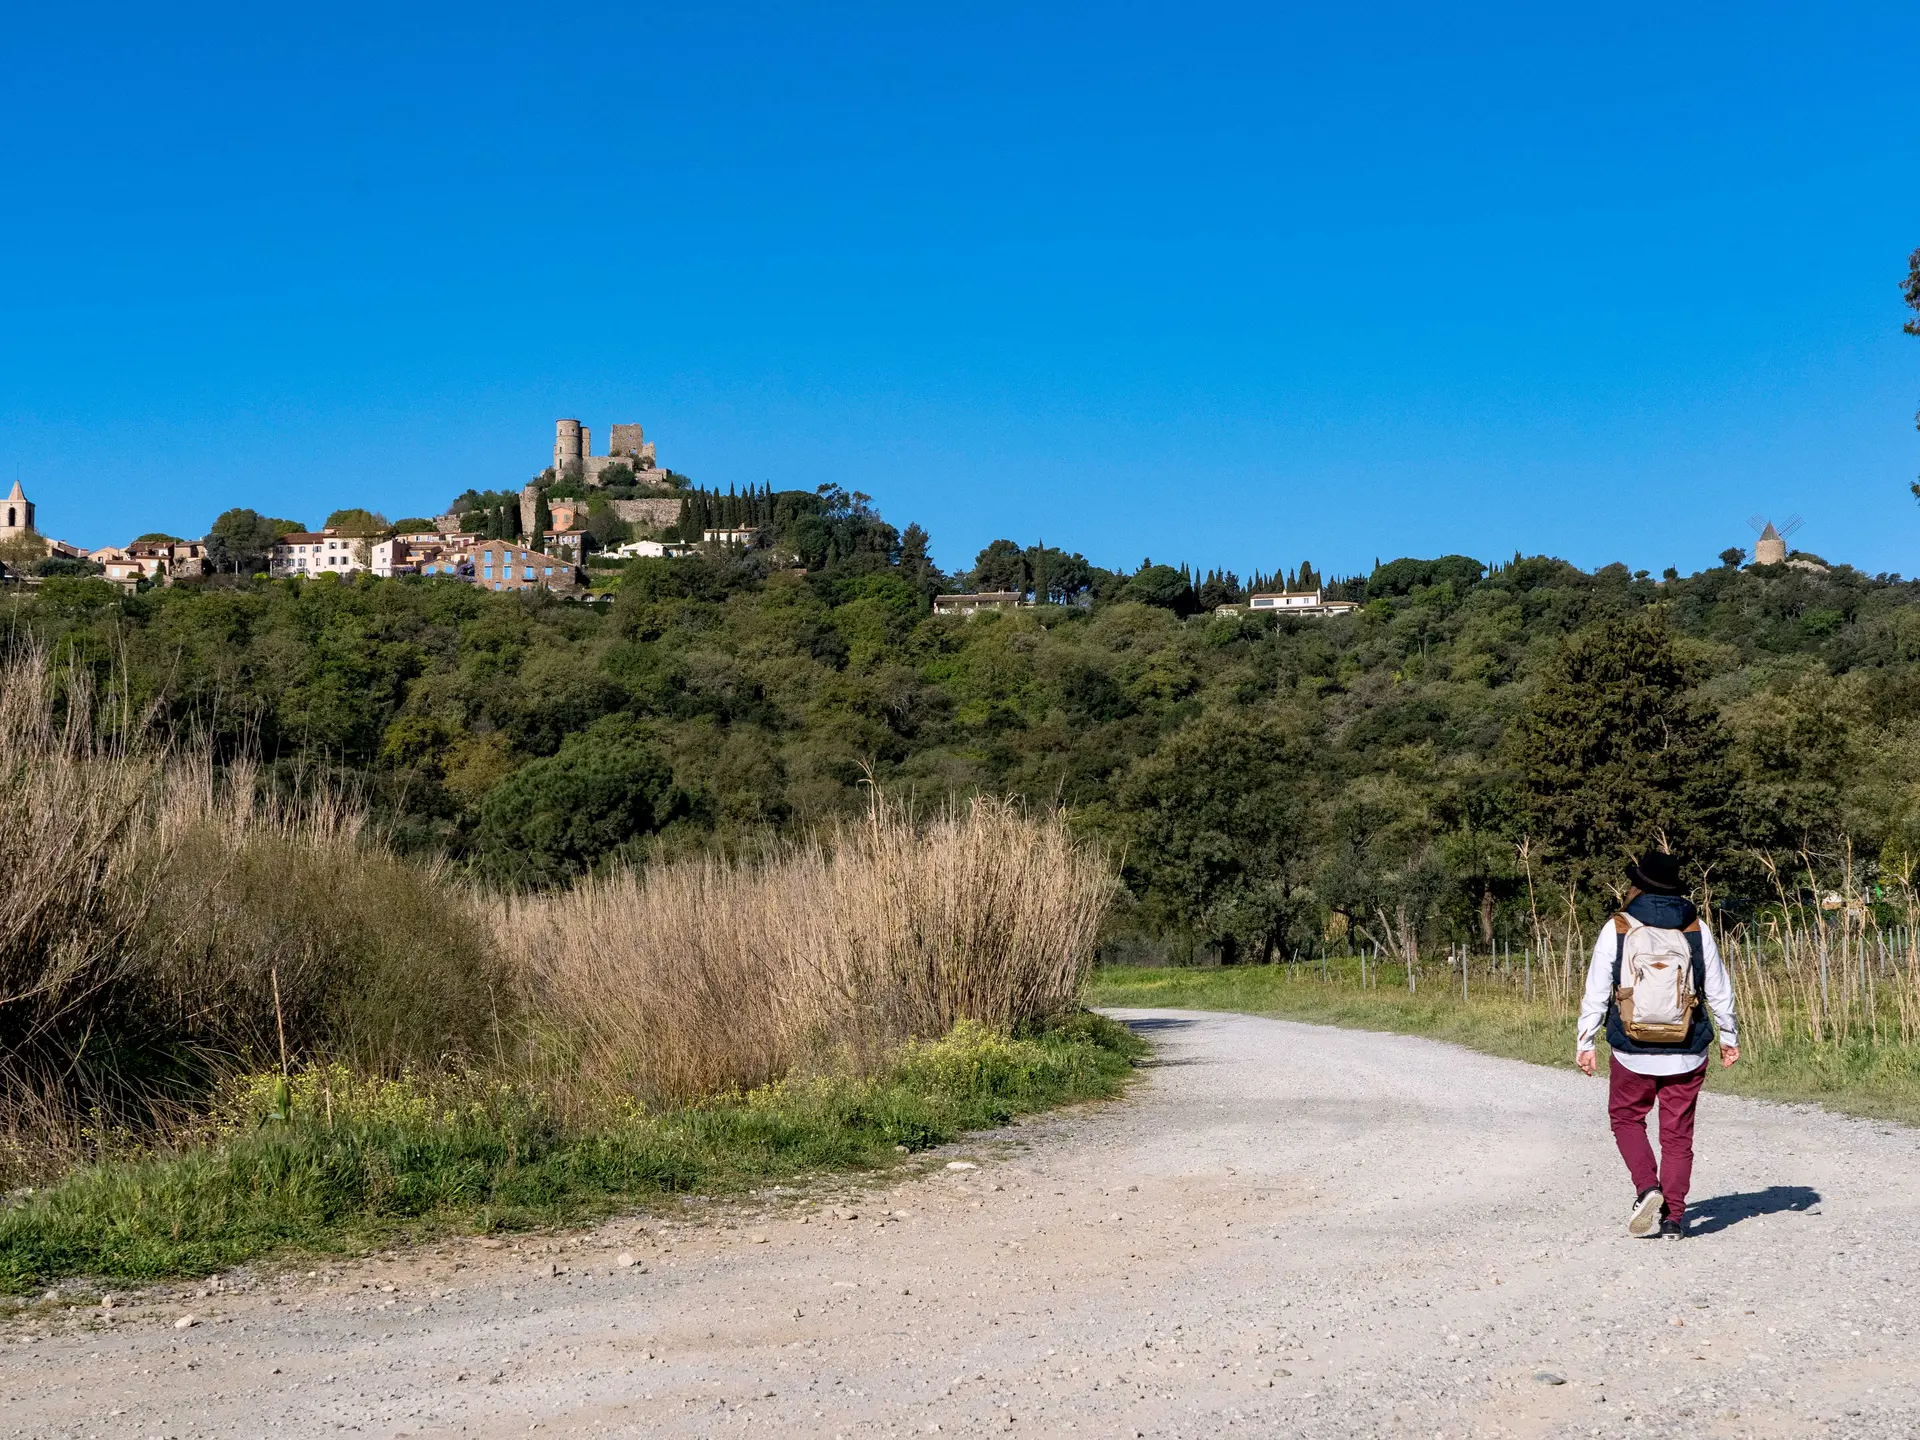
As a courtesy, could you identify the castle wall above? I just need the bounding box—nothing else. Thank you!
[610,498,683,530]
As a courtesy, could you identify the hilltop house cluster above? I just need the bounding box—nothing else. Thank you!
[269,528,584,592]
[0,417,716,594]
[0,420,1825,608]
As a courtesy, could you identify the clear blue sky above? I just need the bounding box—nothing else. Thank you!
[3,3,1916,579]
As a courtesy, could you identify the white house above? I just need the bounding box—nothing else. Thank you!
[271,531,367,578]
[1242,589,1358,618]
[611,539,697,560]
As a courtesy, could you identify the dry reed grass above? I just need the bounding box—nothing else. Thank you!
[0,651,502,1180]
[0,645,1121,1184]
[502,792,1117,1105]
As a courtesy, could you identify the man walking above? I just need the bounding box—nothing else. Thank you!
[1575,851,1739,1239]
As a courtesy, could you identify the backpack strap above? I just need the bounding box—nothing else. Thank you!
[1612,913,1629,989]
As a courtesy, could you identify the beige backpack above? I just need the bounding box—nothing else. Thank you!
[1612,913,1700,1044]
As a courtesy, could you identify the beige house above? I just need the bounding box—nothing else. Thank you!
[85,539,205,587]
[933,591,1026,618]
[132,539,206,580]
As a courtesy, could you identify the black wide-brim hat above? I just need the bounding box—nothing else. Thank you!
[1626,851,1684,895]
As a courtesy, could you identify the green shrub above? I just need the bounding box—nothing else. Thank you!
[475,715,684,885]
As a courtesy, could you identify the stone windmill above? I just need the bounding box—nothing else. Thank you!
[1748,514,1803,566]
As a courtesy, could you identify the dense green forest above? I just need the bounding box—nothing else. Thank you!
[13,483,1920,959]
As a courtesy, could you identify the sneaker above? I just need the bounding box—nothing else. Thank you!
[1658,1217,1688,1240]
[1628,1188,1664,1238]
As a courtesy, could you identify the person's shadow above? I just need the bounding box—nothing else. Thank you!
[1685,1185,1821,1235]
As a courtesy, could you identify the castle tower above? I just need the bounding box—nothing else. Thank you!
[608,423,645,458]
[553,419,584,475]
[0,481,35,539]
[1753,522,1787,566]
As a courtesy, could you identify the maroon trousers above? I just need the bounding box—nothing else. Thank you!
[1607,1057,1705,1224]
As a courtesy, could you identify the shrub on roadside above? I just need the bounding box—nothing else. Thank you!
[0,653,505,1181]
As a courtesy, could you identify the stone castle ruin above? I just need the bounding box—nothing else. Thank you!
[512,419,683,536]
[435,419,686,537]
[551,419,659,485]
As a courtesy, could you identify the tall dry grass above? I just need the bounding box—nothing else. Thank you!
[0,652,503,1177]
[0,647,1121,1182]
[502,793,1117,1105]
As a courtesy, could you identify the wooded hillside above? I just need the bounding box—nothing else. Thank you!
[14,512,1918,959]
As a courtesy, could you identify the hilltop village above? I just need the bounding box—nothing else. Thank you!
[2,417,1379,614]
[1,419,1833,618]
[10,420,699,597]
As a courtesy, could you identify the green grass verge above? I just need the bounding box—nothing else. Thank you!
[0,1015,1143,1294]
[1088,962,1920,1127]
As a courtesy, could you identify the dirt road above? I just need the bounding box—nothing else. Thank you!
[6,1009,1918,1438]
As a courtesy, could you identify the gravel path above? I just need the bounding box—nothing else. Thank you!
[5,1008,1918,1439]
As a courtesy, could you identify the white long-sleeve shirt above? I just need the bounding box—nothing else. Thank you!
[1576,915,1738,1075]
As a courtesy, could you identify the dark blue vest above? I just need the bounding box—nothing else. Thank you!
[1604,892,1713,1056]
